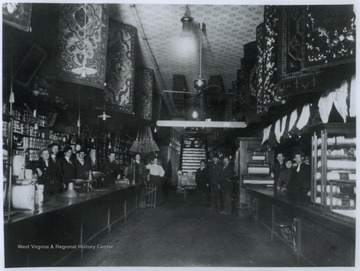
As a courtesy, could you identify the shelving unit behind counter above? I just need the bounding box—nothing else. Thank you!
[311,124,356,218]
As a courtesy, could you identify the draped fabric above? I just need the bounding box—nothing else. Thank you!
[318,92,335,124]
[56,4,108,88]
[3,3,32,32]
[274,115,287,143]
[296,104,310,130]
[261,124,272,145]
[138,68,154,120]
[349,76,356,117]
[333,82,349,123]
[105,21,136,113]
[288,109,298,132]
[318,81,349,123]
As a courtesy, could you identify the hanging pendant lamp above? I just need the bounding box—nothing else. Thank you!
[194,22,206,92]
[71,4,97,78]
[98,111,111,121]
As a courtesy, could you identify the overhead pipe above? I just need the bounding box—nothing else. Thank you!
[130,5,176,115]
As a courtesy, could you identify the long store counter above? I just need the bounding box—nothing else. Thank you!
[246,187,355,267]
[4,183,144,267]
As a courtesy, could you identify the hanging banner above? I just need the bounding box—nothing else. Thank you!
[105,21,136,114]
[138,68,154,120]
[56,4,108,88]
[3,3,32,32]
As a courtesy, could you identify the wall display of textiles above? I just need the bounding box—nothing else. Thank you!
[305,5,355,68]
[3,3,32,32]
[255,23,265,113]
[242,41,258,122]
[230,79,244,121]
[255,6,284,114]
[137,68,154,120]
[278,5,355,85]
[56,4,108,89]
[105,21,136,114]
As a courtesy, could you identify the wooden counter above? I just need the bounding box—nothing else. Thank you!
[4,183,144,267]
[246,188,355,266]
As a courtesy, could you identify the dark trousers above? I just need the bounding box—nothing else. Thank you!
[221,183,232,214]
[210,184,221,210]
[196,186,210,206]
[149,175,164,205]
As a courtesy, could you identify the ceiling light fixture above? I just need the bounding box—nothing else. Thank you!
[191,110,199,119]
[98,111,111,121]
[71,3,98,78]
[194,22,207,92]
[181,5,192,33]
[156,120,247,129]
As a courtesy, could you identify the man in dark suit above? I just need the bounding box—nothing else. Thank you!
[100,151,122,185]
[287,151,311,202]
[219,156,235,215]
[35,148,62,195]
[48,142,64,190]
[74,147,92,179]
[60,146,76,189]
[208,155,223,212]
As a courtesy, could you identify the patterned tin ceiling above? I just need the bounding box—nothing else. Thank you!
[109,4,264,93]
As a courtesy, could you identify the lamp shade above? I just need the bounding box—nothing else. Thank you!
[181,13,192,33]
[61,182,78,198]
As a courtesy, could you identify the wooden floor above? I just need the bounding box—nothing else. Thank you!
[60,187,297,267]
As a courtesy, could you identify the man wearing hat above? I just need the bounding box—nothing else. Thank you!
[48,142,63,186]
[35,148,62,195]
[74,147,92,179]
[60,146,76,189]
[287,150,311,202]
[100,151,122,185]
[208,155,222,211]
[48,142,63,161]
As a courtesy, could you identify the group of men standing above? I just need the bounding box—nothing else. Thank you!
[271,151,311,201]
[35,143,93,196]
[195,155,236,215]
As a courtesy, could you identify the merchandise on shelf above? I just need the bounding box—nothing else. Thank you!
[311,127,356,214]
